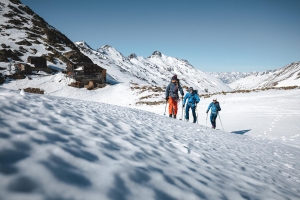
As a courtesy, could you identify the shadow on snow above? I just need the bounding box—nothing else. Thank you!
[230,129,251,135]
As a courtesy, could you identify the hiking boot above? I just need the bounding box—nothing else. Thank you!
[169,114,172,118]
[173,115,176,119]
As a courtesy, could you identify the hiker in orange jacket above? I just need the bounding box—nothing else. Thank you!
[165,75,184,118]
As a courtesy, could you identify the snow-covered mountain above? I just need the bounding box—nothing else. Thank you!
[0,0,92,68]
[229,62,300,90]
[208,71,257,84]
[75,41,231,93]
[0,0,231,93]
[0,87,299,200]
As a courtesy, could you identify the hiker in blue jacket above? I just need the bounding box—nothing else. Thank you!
[206,97,221,129]
[183,87,200,123]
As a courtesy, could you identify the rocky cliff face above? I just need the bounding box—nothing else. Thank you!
[0,0,92,68]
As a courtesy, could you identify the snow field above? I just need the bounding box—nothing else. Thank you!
[139,89,300,149]
[2,71,300,148]
[0,88,300,200]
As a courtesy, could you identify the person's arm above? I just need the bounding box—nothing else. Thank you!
[165,85,170,101]
[195,94,200,103]
[178,83,184,96]
[217,103,221,111]
[183,93,188,106]
[206,103,212,113]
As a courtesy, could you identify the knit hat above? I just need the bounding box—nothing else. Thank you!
[171,75,177,80]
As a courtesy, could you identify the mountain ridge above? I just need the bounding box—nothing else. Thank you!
[229,62,300,90]
[75,41,232,93]
[0,0,92,68]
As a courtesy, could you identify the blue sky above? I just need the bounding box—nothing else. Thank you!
[22,0,300,72]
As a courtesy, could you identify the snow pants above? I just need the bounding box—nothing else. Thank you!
[185,103,197,123]
[168,97,178,116]
[210,112,218,128]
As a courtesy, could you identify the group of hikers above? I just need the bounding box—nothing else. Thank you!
[165,75,221,129]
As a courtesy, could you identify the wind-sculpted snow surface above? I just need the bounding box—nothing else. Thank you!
[0,88,299,200]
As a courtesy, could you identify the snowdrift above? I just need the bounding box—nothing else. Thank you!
[0,88,299,200]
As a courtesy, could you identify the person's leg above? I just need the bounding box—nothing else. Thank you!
[211,113,217,128]
[168,97,173,117]
[173,99,178,118]
[210,113,215,128]
[185,104,190,120]
[191,106,196,123]
[213,114,217,128]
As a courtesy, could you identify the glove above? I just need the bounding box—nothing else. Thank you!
[183,104,185,108]
[206,110,208,113]
[166,97,169,102]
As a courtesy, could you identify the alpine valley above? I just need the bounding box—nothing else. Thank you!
[0,1,300,200]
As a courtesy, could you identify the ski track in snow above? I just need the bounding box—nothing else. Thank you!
[0,88,300,200]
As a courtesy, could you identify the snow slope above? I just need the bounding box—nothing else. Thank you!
[0,71,160,107]
[197,89,300,148]
[207,71,257,84]
[2,69,300,148]
[0,87,299,200]
[127,88,300,149]
[75,41,231,93]
[229,62,300,90]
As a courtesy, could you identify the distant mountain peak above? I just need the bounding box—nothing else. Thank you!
[128,53,137,59]
[8,0,21,5]
[75,42,231,92]
[151,51,162,57]
[181,59,190,64]
[102,45,112,50]
[76,41,92,49]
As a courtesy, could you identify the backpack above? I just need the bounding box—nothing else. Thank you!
[169,82,179,98]
[188,90,198,102]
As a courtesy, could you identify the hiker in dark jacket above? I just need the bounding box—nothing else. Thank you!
[165,75,184,118]
[183,87,200,123]
[206,97,221,129]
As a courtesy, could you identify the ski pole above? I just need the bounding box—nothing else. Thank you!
[196,104,198,124]
[218,112,224,130]
[164,101,167,116]
[180,105,183,120]
[183,105,186,121]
